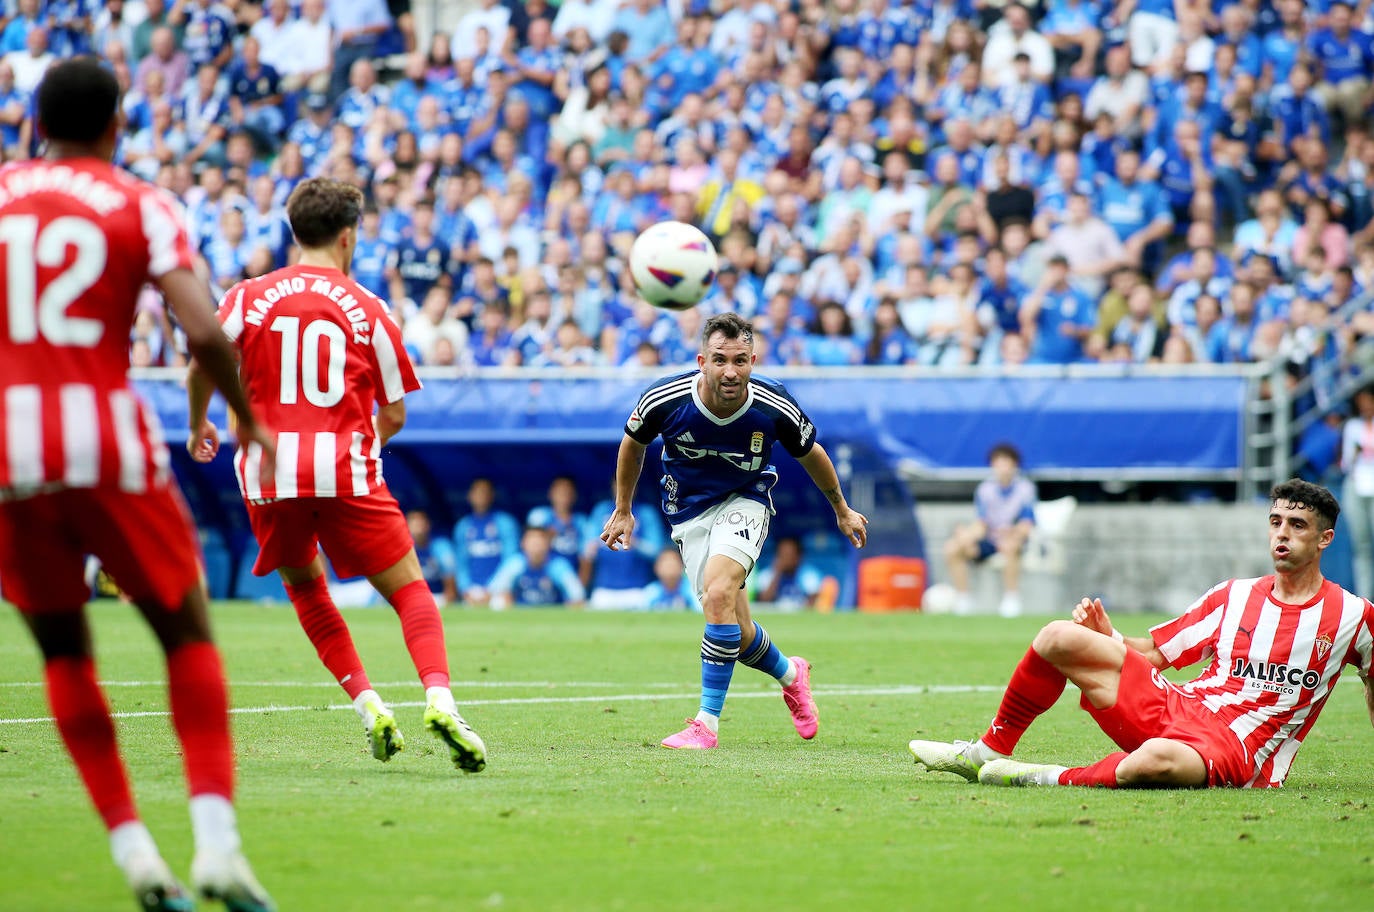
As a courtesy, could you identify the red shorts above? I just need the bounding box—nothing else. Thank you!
[0,485,202,613]
[246,486,411,580]
[1082,649,1252,787]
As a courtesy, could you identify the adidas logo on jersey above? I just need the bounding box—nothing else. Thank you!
[679,431,695,443]
[735,528,750,541]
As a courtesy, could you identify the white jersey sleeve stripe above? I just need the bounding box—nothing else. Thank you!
[313,432,336,497]
[141,191,185,278]
[109,390,147,494]
[5,385,42,488]
[751,385,803,423]
[220,287,247,343]
[635,375,695,417]
[372,318,407,404]
[59,384,98,487]
[275,431,299,498]
[348,431,369,496]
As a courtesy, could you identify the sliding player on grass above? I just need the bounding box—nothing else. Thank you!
[187,178,486,773]
[601,312,869,749]
[910,479,1374,788]
[0,58,275,911]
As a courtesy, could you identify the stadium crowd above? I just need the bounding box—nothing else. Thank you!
[9,0,1374,377]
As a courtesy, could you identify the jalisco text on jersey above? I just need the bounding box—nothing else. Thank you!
[1231,658,1322,691]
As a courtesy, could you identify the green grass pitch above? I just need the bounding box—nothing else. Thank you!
[1,604,1371,912]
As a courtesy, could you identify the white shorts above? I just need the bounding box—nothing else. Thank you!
[670,495,770,601]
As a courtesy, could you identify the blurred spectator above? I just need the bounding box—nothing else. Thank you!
[281,0,332,94]
[982,4,1053,87]
[755,536,825,610]
[6,25,53,93]
[171,0,234,71]
[250,0,294,74]
[1044,191,1125,298]
[943,442,1037,617]
[408,509,458,605]
[329,0,391,101]
[0,59,30,157]
[643,548,699,611]
[1021,254,1095,364]
[226,35,284,154]
[488,526,586,609]
[404,286,471,366]
[526,476,588,568]
[1342,385,1374,597]
[453,478,521,606]
[581,490,666,609]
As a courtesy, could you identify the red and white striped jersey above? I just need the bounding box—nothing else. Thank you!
[218,264,419,500]
[0,158,193,498]
[1151,575,1374,788]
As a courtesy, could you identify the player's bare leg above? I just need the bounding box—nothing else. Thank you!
[734,590,818,739]
[996,530,1027,618]
[133,584,276,912]
[279,557,402,762]
[23,610,195,911]
[370,550,486,773]
[942,528,979,615]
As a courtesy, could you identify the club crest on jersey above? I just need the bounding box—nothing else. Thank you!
[1313,634,1333,662]
[750,431,763,454]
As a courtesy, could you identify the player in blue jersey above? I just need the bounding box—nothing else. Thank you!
[453,477,521,605]
[601,313,869,749]
[488,527,586,609]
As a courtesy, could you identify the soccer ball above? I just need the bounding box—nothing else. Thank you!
[628,221,719,311]
[922,582,958,615]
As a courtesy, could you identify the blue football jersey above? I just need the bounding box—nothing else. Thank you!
[625,372,817,523]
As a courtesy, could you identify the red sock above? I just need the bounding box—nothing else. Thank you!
[982,647,1067,756]
[285,575,371,699]
[45,656,138,830]
[387,580,450,689]
[1059,752,1127,787]
[167,642,235,799]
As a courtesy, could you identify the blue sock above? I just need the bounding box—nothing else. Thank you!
[699,623,741,718]
[739,622,791,681]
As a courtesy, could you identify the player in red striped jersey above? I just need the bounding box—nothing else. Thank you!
[0,59,276,912]
[910,479,1374,789]
[186,178,487,774]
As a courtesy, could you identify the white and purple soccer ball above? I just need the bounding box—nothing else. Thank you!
[628,221,719,311]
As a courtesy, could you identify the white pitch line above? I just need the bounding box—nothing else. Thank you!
[0,684,1002,726]
[0,680,686,689]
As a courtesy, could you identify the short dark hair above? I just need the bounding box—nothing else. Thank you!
[702,312,754,347]
[37,57,119,143]
[1270,479,1340,530]
[286,178,364,248]
[988,442,1022,466]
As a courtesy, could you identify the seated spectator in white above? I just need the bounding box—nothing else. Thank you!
[552,0,619,44]
[250,0,295,74]
[404,286,471,366]
[6,25,53,93]
[488,527,586,610]
[943,442,1037,617]
[454,0,513,59]
[280,0,332,94]
[1044,191,1126,299]
[1084,43,1148,140]
[981,4,1054,88]
[755,537,826,611]
[642,548,700,611]
[552,63,612,150]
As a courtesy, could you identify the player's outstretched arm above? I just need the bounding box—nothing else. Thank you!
[1071,596,1168,668]
[600,435,648,552]
[166,268,275,472]
[797,443,868,549]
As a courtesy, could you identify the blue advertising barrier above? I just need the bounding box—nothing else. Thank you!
[135,366,1257,602]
